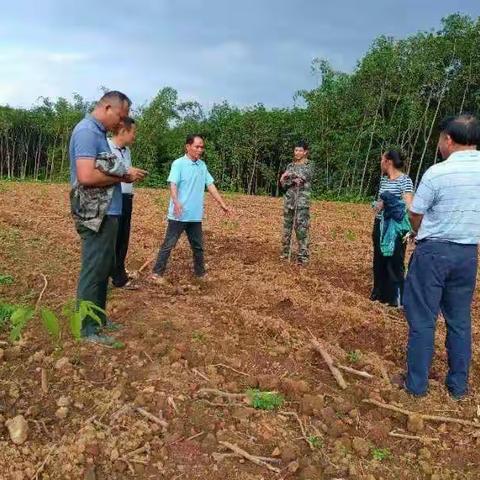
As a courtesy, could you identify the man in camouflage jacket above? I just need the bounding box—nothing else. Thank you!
[69,93,146,345]
[280,141,314,264]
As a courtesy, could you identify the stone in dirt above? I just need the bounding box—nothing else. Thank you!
[300,394,324,416]
[281,444,300,463]
[57,396,72,407]
[55,357,71,371]
[6,415,29,445]
[352,437,370,458]
[55,407,69,419]
[299,465,323,480]
[288,460,300,473]
[407,414,424,433]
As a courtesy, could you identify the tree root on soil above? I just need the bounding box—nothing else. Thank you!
[389,429,440,443]
[135,406,168,428]
[364,399,480,428]
[308,329,347,390]
[217,441,281,473]
[280,410,314,451]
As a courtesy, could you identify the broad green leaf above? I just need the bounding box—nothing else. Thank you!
[70,312,82,340]
[40,308,60,341]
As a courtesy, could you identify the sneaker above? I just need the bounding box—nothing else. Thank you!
[103,319,124,332]
[83,334,118,346]
[150,273,167,285]
[391,373,427,398]
[447,389,468,401]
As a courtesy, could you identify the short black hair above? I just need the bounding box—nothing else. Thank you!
[384,149,404,169]
[186,134,204,145]
[122,117,136,130]
[295,141,309,151]
[440,114,480,146]
[99,90,132,108]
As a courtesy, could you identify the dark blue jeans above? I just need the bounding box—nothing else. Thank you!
[404,240,478,396]
[153,220,205,277]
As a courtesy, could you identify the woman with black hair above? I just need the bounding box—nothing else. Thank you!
[371,150,414,307]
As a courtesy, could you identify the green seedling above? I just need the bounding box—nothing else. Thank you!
[0,274,14,285]
[345,229,356,241]
[246,389,284,410]
[40,308,61,346]
[372,448,391,461]
[192,330,207,342]
[347,350,361,363]
[9,307,34,342]
[0,303,16,329]
[307,435,323,449]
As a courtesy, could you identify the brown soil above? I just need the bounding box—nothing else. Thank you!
[0,182,479,480]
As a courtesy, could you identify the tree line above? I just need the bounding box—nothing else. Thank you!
[0,14,479,199]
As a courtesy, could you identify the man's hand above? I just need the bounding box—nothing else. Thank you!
[293,177,304,186]
[124,167,148,183]
[221,204,233,215]
[280,172,290,185]
[173,200,183,219]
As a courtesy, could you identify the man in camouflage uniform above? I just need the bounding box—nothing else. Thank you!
[280,141,313,264]
[69,92,147,344]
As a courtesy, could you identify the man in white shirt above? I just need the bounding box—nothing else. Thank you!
[108,117,137,288]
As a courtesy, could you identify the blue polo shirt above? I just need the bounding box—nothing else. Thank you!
[167,155,214,222]
[69,115,122,216]
[412,149,480,244]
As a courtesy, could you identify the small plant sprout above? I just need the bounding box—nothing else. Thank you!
[307,435,323,449]
[246,389,284,410]
[347,350,361,363]
[372,448,391,461]
[0,274,14,285]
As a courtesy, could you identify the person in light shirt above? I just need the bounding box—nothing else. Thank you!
[151,134,231,282]
[108,117,137,288]
[403,114,480,400]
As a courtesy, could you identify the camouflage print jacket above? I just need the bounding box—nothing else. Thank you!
[282,160,314,210]
[70,152,128,232]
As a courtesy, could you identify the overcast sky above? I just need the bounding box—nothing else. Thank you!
[1,0,479,109]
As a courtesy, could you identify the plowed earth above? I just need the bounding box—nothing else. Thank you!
[1,182,480,480]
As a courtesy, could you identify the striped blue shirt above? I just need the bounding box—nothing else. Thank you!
[412,150,480,244]
[376,174,413,218]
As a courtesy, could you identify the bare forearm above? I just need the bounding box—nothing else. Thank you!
[170,183,179,203]
[79,168,122,187]
[207,184,227,209]
[409,211,423,233]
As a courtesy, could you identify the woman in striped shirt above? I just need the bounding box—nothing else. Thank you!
[371,150,414,307]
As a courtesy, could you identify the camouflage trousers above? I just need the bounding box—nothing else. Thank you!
[281,207,310,262]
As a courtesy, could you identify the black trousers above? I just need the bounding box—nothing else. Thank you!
[112,193,133,287]
[371,218,406,307]
[153,220,205,277]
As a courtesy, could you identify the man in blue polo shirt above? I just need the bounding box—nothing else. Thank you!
[69,91,147,344]
[151,134,230,281]
[404,114,480,399]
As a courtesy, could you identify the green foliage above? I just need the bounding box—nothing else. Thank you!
[1,14,479,198]
[63,300,105,340]
[347,350,361,363]
[246,389,284,410]
[0,302,16,329]
[9,307,34,342]
[345,229,357,241]
[0,274,14,285]
[40,308,61,344]
[307,436,324,449]
[192,331,207,342]
[372,448,391,461]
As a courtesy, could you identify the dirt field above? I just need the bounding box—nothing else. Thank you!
[1,182,480,480]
